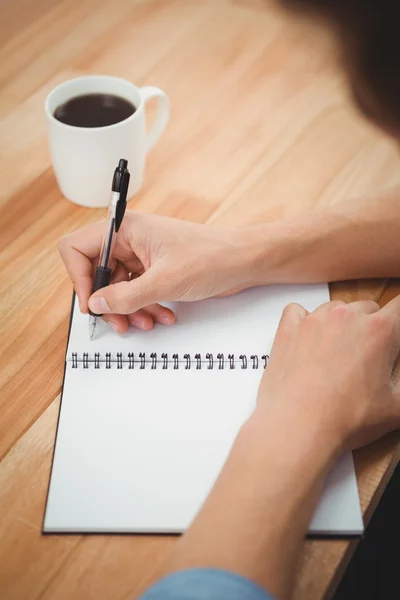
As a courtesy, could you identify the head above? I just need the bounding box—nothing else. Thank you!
[278,0,400,136]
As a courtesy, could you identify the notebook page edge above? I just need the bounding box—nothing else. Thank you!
[42,323,75,533]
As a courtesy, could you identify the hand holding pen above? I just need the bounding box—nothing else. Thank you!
[89,159,130,339]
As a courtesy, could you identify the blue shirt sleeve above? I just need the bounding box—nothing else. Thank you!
[138,568,275,600]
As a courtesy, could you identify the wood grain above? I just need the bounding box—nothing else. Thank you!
[1,1,399,599]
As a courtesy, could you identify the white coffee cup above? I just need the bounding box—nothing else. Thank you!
[45,75,169,207]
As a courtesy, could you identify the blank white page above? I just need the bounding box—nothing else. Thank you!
[44,283,363,535]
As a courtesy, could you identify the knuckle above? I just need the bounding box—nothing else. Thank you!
[370,312,395,341]
[279,303,306,334]
[280,304,297,324]
[282,302,301,316]
[329,300,346,308]
[330,302,352,320]
[369,301,380,311]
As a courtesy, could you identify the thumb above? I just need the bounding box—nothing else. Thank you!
[88,269,163,315]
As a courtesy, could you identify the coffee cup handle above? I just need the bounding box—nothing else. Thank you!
[140,86,170,152]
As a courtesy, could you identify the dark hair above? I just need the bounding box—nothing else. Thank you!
[278,0,400,132]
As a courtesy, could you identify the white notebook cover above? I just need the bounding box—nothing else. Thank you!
[44,285,363,536]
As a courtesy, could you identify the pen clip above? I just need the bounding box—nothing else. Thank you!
[115,171,130,232]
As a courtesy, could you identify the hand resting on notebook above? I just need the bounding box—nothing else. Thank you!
[151,297,400,600]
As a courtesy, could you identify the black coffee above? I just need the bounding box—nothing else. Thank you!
[53,93,136,127]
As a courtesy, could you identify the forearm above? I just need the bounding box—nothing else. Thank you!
[162,407,336,600]
[243,187,400,284]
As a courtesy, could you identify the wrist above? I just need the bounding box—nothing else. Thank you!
[225,224,280,288]
[235,221,309,287]
[240,404,338,485]
[237,211,352,287]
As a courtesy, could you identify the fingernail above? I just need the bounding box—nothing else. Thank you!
[109,321,119,333]
[89,296,110,314]
[161,315,171,325]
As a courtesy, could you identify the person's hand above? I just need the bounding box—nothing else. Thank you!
[256,298,400,455]
[58,211,256,333]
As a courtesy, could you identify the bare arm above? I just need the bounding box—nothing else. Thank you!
[162,410,333,600]
[59,187,400,336]
[148,296,400,600]
[248,187,400,285]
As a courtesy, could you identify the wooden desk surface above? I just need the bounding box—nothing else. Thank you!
[1,0,400,598]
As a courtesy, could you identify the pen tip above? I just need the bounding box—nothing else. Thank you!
[89,316,97,341]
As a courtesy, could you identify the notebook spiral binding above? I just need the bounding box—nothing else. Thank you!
[71,352,269,370]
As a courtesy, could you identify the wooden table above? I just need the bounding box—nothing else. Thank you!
[1,0,400,598]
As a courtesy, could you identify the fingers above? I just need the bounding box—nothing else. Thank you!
[277,300,379,331]
[98,264,176,333]
[312,299,380,317]
[347,300,380,315]
[88,268,164,315]
[127,309,155,330]
[277,302,308,332]
[58,221,107,311]
[346,299,400,374]
[103,305,176,334]
[268,303,308,361]
[132,304,176,327]
[101,267,176,333]
[59,219,144,311]
[127,304,176,330]
[146,303,176,326]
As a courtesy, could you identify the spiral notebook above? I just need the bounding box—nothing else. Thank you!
[44,284,364,536]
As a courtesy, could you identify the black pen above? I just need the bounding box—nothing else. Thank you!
[89,159,130,340]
